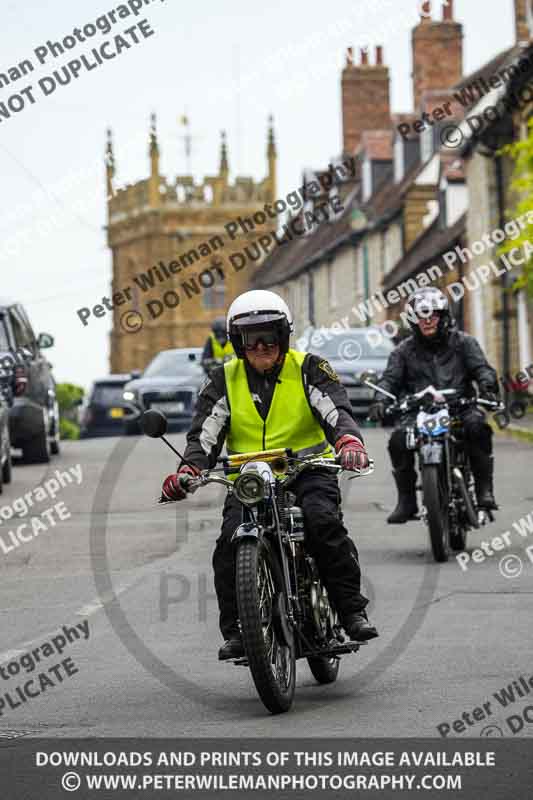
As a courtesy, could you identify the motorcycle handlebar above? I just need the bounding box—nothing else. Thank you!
[157,455,375,503]
[387,394,504,415]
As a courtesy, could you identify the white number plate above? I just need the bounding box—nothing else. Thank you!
[151,401,185,414]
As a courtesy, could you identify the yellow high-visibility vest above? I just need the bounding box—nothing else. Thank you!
[224,349,333,458]
[210,334,234,360]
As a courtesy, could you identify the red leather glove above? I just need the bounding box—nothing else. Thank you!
[161,464,200,501]
[335,435,369,471]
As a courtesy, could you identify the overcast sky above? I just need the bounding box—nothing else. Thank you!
[0,0,514,390]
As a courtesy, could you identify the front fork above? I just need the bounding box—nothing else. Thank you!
[412,432,452,525]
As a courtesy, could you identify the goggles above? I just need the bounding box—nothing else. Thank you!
[414,304,440,320]
[242,327,279,351]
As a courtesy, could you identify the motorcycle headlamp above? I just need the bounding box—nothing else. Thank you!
[233,471,266,506]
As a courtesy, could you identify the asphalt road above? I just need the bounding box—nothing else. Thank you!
[0,429,532,737]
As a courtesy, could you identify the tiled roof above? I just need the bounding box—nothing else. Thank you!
[453,46,518,91]
[252,189,359,289]
[383,212,466,292]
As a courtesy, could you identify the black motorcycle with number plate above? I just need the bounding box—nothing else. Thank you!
[366,382,507,563]
[143,408,374,714]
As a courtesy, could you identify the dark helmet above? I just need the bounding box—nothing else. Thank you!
[226,290,293,358]
[404,287,453,342]
[211,316,226,335]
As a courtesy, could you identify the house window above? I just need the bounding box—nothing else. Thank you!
[328,261,337,309]
[202,281,225,309]
[308,271,315,326]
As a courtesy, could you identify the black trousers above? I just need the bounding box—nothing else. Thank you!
[212,470,368,639]
[388,407,493,474]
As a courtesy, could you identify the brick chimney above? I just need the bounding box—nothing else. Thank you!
[341,45,390,155]
[515,0,532,42]
[411,0,463,111]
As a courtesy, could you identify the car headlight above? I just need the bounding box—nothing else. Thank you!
[123,390,137,402]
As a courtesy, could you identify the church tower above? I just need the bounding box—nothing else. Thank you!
[106,117,277,372]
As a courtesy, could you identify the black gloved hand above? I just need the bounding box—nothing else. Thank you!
[368,401,386,422]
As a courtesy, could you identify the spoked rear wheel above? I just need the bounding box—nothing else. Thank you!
[307,581,340,684]
[307,654,340,684]
[422,464,449,562]
[236,538,295,714]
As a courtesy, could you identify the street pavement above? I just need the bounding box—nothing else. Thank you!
[0,429,532,737]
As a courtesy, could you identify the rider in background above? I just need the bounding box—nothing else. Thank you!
[161,290,378,660]
[369,288,500,524]
[201,316,234,376]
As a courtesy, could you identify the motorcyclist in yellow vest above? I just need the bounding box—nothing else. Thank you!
[161,290,378,660]
[201,317,234,377]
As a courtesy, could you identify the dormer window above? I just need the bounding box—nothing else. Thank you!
[394,136,405,183]
[362,157,372,201]
[420,125,433,163]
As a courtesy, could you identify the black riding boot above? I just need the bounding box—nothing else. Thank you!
[470,451,498,510]
[387,469,419,524]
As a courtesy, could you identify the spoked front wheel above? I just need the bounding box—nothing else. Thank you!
[236,538,296,714]
[422,464,449,562]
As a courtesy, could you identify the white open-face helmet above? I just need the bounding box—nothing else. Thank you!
[226,290,294,357]
[404,287,453,340]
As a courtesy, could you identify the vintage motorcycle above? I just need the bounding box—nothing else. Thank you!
[143,408,374,714]
[366,381,506,562]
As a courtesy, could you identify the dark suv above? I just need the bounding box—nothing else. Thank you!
[0,298,59,463]
[80,375,136,438]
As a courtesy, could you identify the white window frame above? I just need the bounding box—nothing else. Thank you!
[362,157,372,201]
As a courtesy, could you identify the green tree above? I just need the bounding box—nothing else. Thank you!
[55,382,85,439]
[499,119,533,298]
[55,382,84,413]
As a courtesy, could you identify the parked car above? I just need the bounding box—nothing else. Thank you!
[299,327,394,418]
[0,377,13,493]
[122,348,204,435]
[79,375,137,438]
[0,298,59,463]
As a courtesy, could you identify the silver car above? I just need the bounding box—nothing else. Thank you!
[298,327,394,418]
[122,348,204,435]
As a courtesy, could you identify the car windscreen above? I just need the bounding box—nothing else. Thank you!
[143,351,203,379]
[306,331,394,360]
[92,384,128,406]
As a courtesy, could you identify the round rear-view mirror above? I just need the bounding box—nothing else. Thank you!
[142,409,168,438]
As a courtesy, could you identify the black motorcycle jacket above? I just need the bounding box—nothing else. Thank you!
[377,329,498,402]
[183,353,364,470]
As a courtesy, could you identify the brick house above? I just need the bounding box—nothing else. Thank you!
[253,0,533,394]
